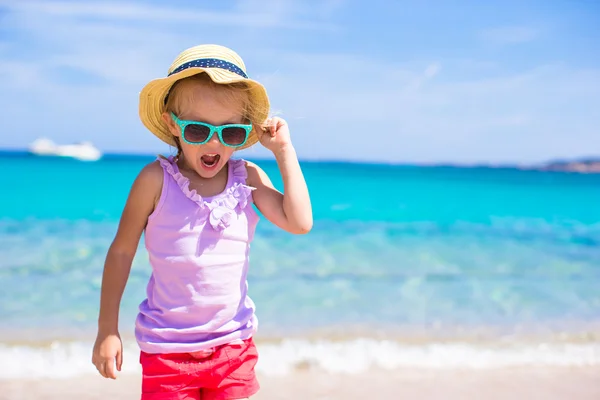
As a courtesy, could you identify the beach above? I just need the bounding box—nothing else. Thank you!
[1,154,600,399]
[2,0,599,397]
[2,335,600,399]
[3,367,600,400]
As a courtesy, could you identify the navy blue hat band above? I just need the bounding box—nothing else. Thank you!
[168,58,248,79]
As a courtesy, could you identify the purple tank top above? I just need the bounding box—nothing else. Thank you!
[135,156,259,354]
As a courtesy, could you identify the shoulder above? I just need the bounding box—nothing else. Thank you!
[243,160,268,187]
[131,160,164,197]
[139,160,164,183]
[244,159,260,176]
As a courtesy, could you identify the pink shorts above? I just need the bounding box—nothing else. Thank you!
[139,338,259,400]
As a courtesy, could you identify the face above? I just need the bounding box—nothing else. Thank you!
[162,81,245,178]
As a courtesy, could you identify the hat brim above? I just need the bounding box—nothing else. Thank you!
[139,67,269,151]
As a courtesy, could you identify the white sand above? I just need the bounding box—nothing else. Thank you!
[2,367,599,400]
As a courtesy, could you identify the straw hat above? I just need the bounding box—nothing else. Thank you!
[139,44,270,150]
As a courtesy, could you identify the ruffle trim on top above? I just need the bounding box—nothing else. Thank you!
[157,156,255,231]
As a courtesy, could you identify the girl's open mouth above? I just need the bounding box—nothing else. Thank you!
[201,154,220,169]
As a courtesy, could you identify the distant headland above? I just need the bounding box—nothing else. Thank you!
[528,157,600,174]
[0,148,598,173]
[431,157,600,174]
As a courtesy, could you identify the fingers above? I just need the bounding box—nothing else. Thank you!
[94,358,106,378]
[262,117,285,137]
[116,349,123,372]
[93,357,117,379]
[261,119,273,137]
[270,118,277,137]
[92,333,123,379]
[105,357,117,379]
[92,354,104,377]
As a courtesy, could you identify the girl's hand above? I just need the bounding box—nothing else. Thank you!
[92,331,123,379]
[259,117,293,155]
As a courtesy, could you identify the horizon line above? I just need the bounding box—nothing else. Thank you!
[1,148,598,170]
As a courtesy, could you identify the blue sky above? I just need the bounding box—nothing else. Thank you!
[0,0,598,163]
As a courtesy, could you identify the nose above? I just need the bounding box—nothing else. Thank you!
[204,131,223,148]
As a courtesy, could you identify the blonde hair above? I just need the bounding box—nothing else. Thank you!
[164,73,269,157]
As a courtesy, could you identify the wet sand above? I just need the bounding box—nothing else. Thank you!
[2,367,599,400]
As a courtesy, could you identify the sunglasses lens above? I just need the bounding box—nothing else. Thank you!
[221,127,248,146]
[184,124,211,143]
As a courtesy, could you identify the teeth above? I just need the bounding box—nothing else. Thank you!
[201,153,219,168]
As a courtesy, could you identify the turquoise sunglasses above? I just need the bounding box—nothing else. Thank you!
[171,112,252,147]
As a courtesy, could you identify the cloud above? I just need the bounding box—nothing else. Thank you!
[236,0,345,20]
[1,0,338,30]
[0,0,598,164]
[480,26,540,45]
[0,0,342,152]
[0,0,343,86]
[423,63,441,79]
[262,54,600,163]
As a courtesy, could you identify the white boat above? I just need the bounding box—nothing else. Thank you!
[29,138,102,161]
[54,142,102,161]
[29,138,57,155]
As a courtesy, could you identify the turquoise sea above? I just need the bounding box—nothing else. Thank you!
[1,151,599,378]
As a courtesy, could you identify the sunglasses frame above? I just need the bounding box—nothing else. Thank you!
[170,112,252,148]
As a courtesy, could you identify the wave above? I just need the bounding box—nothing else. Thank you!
[1,338,599,379]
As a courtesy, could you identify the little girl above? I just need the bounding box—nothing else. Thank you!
[91,44,312,400]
